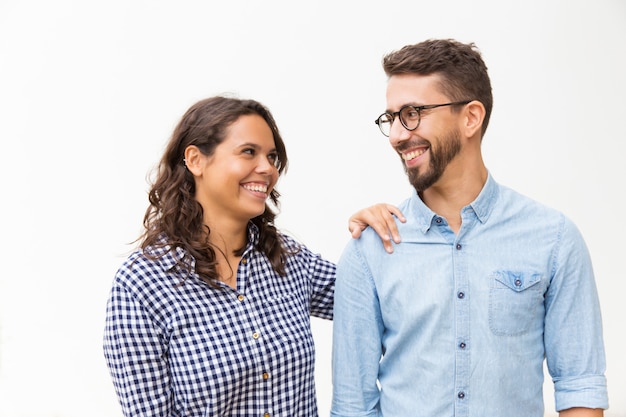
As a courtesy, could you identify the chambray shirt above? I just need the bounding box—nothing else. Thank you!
[331,174,608,417]
[103,225,335,417]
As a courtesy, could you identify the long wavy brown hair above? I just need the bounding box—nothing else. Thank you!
[139,96,290,287]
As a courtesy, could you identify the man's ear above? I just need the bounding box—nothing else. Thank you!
[463,100,486,138]
[183,145,204,176]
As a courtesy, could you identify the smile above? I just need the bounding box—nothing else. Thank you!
[242,183,268,193]
[402,148,427,162]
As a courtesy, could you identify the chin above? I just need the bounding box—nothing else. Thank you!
[246,207,267,220]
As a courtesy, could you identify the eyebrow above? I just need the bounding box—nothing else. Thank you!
[385,102,423,113]
[238,142,277,153]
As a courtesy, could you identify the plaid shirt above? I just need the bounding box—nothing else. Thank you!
[103,225,335,417]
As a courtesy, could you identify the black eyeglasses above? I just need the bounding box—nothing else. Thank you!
[374,100,472,137]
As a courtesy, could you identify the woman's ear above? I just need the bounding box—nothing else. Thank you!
[183,145,204,176]
[464,100,486,138]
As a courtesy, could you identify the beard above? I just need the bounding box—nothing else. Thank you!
[405,128,462,192]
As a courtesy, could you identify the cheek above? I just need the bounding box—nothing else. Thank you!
[270,172,280,190]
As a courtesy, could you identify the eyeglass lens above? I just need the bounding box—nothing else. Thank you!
[377,106,421,136]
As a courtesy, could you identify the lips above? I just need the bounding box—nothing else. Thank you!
[241,182,271,199]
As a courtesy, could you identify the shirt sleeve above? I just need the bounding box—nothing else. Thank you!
[103,266,173,417]
[284,234,336,320]
[544,215,609,411]
[307,253,336,320]
[331,238,383,417]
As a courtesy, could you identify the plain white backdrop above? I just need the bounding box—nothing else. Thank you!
[1,1,624,416]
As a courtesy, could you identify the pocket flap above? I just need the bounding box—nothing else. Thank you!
[493,271,542,292]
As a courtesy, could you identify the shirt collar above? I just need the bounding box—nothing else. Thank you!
[468,172,498,224]
[150,222,261,273]
[409,172,499,233]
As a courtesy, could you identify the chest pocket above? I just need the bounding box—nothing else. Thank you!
[489,271,543,336]
[264,292,314,348]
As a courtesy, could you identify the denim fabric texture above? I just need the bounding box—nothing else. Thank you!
[331,174,608,417]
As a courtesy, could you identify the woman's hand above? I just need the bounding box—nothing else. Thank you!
[348,203,406,253]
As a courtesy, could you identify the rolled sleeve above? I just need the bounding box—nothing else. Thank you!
[545,217,609,411]
[554,375,609,411]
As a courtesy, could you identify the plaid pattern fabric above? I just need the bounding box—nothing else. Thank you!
[103,226,335,417]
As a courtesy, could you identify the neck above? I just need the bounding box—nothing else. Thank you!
[420,162,488,233]
[204,213,248,247]
[204,218,249,289]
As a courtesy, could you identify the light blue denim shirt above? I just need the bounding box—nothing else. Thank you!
[331,174,608,417]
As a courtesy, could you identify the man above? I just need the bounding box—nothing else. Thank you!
[331,39,608,417]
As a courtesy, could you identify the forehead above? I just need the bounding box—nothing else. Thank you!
[385,74,447,110]
[223,114,275,148]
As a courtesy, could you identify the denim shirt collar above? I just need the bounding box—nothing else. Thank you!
[409,172,499,233]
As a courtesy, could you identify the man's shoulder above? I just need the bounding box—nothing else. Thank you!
[498,184,565,218]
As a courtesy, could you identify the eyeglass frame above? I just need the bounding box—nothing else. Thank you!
[374,100,473,137]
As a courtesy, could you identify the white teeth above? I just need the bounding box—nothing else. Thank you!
[403,149,426,161]
[243,184,268,193]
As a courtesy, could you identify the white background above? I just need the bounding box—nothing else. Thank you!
[1,1,624,416]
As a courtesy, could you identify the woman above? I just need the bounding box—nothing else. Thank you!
[103,96,402,417]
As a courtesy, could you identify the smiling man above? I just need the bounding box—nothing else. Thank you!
[331,39,608,417]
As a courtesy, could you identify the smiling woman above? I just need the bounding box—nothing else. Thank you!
[102,96,325,417]
[138,97,290,289]
[184,114,283,235]
[101,95,399,417]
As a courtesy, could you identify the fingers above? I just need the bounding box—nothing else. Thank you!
[350,227,393,255]
[349,224,364,239]
[366,220,394,254]
[348,203,406,254]
[381,204,403,245]
[385,204,406,223]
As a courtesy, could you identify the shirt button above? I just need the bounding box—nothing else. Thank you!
[456,243,462,250]
[435,217,442,224]
[459,342,466,349]
[237,294,245,301]
[241,258,247,264]
[262,372,270,380]
[264,413,270,417]
[252,332,260,339]
[514,279,522,287]
[457,292,465,299]
[458,391,465,399]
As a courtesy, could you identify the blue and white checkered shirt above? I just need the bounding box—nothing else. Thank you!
[103,225,336,417]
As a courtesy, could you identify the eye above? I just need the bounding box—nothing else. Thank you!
[268,152,282,169]
[242,147,256,156]
[403,107,420,120]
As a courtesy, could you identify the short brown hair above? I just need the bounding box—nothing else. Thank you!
[383,39,493,137]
